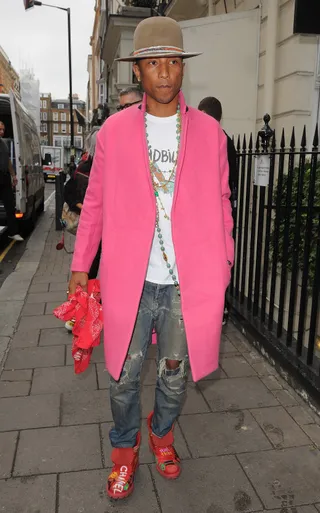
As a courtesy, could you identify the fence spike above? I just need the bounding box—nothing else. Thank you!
[242,134,247,151]
[312,123,319,149]
[280,128,285,149]
[290,127,295,150]
[271,130,276,150]
[255,133,260,151]
[237,135,241,152]
[248,133,253,151]
[301,125,307,150]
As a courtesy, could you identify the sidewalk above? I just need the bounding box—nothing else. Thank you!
[0,211,320,513]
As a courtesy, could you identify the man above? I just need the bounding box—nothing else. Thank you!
[0,121,23,241]
[69,17,233,500]
[117,86,143,111]
[198,97,237,325]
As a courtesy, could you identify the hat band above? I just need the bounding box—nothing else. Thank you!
[133,45,185,58]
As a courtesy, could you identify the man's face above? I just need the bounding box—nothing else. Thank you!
[133,57,184,105]
[118,92,142,110]
[0,123,5,138]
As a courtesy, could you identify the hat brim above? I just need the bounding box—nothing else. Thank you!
[115,51,202,62]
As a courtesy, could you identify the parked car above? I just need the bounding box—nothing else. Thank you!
[0,91,45,230]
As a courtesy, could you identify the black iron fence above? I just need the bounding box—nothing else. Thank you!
[228,115,320,398]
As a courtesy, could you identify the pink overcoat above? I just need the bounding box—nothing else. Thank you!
[71,92,234,382]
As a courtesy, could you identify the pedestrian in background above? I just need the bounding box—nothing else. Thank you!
[117,86,143,111]
[69,17,233,500]
[0,121,23,241]
[198,96,237,325]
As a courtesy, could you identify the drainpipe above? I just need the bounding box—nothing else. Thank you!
[264,0,279,117]
[208,0,215,16]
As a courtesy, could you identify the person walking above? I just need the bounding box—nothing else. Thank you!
[0,121,23,241]
[198,96,237,325]
[69,17,233,500]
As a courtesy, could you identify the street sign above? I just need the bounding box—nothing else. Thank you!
[254,155,270,187]
[23,0,35,9]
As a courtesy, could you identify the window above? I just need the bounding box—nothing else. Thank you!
[77,125,82,134]
[54,137,62,147]
[43,100,47,109]
[61,124,67,133]
[58,103,64,109]
[42,112,47,121]
[40,100,43,108]
[53,123,59,133]
[61,112,66,122]
[74,136,83,149]
[41,124,47,133]
[53,112,58,121]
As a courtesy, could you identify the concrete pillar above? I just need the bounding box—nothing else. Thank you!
[264,0,279,117]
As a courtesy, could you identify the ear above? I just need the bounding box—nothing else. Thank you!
[133,62,141,83]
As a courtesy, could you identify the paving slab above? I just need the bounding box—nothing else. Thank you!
[179,410,272,458]
[0,474,57,513]
[151,455,262,513]
[61,389,113,425]
[45,301,63,314]
[238,446,320,509]
[96,362,110,389]
[49,281,69,291]
[287,405,315,426]
[260,375,283,391]
[250,406,311,449]
[17,314,63,330]
[198,377,279,412]
[28,282,49,293]
[0,335,10,365]
[272,389,299,407]
[21,302,45,316]
[33,274,68,284]
[0,394,59,431]
[10,329,40,348]
[0,381,30,397]
[220,355,257,378]
[26,291,67,304]
[14,424,102,476]
[0,431,18,478]
[39,327,71,346]
[301,424,320,448]
[31,365,97,394]
[197,367,227,381]
[59,467,160,513]
[0,301,24,337]
[227,331,252,352]
[251,361,278,376]
[219,335,239,354]
[5,346,65,369]
[0,369,33,381]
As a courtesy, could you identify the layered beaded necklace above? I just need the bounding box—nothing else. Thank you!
[145,104,182,297]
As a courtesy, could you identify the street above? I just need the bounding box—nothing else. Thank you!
[0,183,55,287]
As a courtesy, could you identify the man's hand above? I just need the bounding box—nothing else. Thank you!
[12,176,18,187]
[68,271,88,296]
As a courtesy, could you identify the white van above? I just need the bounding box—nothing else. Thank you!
[41,145,65,182]
[0,91,45,230]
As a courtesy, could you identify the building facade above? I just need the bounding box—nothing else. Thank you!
[0,46,20,98]
[165,0,320,142]
[40,93,86,150]
[88,1,167,113]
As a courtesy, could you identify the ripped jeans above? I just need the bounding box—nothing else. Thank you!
[109,281,189,448]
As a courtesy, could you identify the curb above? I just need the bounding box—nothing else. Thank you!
[0,194,56,366]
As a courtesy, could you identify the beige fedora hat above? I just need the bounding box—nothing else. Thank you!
[116,16,201,62]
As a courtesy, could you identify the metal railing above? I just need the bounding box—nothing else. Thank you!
[229,116,320,397]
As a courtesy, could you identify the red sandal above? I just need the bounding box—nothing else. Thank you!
[107,432,141,500]
[147,412,181,480]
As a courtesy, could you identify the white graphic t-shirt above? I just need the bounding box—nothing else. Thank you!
[145,112,179,285]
